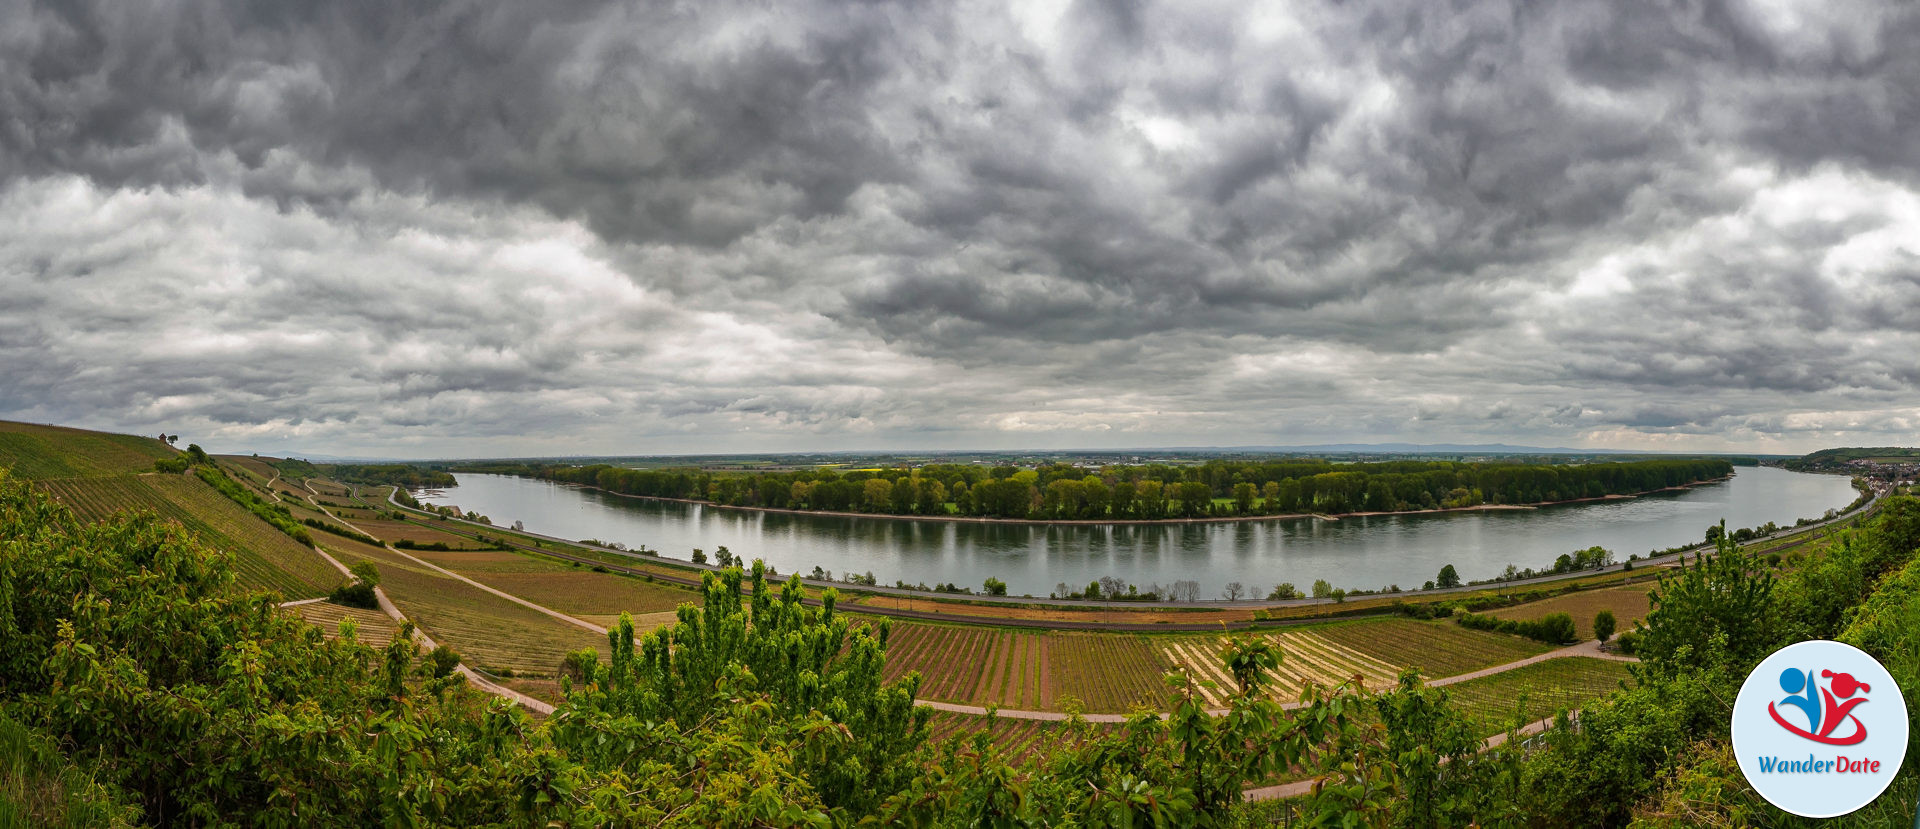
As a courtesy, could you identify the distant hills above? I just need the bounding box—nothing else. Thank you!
[1784,447,1920,472]
[1168,443,1651,455]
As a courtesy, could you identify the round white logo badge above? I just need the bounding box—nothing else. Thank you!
[1732,640,1908,818]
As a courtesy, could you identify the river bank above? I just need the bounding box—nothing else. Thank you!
[490,474,1737,528]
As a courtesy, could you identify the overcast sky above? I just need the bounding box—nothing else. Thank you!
[3,0,1918,458]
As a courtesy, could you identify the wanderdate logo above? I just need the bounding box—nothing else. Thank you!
[1733,640,1908,817]
[1769,666,1871,745]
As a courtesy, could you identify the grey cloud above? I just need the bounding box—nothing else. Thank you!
[3,0,1920,454]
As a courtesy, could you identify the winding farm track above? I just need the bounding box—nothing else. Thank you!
[278,477,564,713]
[298,526,556,715]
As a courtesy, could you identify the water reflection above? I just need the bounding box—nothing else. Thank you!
[419,467,1856,597]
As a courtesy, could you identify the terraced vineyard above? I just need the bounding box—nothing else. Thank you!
[0,422,173,479]
[352,517,500,549]
[882,624,1177,713]
[220,456,281,482]
[321,537,608,676]
[1315,618,1554,678]
[925,711,1092,761]
[38,473,337,598]
[1160,630,1402,706]
[294,602,401,647]
[1445,657,1635,735]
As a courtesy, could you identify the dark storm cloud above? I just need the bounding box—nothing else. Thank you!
[2,0,1919,454]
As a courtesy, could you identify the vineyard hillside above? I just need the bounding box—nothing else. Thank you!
[1,421,337,597]
[0,421,173,479]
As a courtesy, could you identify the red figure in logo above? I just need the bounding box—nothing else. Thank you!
[1769,667,1869,745]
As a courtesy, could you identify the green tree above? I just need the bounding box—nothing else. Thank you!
[1594,609,1616,643]
[1231,482,1257,514]
[1436,564,1460,588]
[1637,521,1774,675]
[982,577,1007,596]
[1311,579,1333,599]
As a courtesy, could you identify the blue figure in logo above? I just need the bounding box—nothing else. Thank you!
[1778,667,1821,734]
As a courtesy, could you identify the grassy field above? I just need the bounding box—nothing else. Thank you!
[320,537,608,676]
[1445,657,1635,735]
[1488,584,1654,639]
[38,473,338,598]
[1315,618,1554,679]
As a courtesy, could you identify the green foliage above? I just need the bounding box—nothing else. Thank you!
[550,563,930,818]
[328,561,381,609]
[0,468,536,825]
[1635,523,1774,676]
[1593,609,1616,643]
[1498,498,1920,826]
[983,576,1008,596]
[300,517,378,544]
[0,710,139,828]
[151,457,189,474]
[1436,563,1460,588]
[192,464,313,547]
[317,464,456,489]
[1456,610,1579,644]
[1513,664,1739,827]
[424,645,462,679]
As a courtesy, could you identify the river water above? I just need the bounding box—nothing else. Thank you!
[417,466,1856,598]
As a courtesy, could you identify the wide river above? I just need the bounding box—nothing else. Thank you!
[417,466,1856,598]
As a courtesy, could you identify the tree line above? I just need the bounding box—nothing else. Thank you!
[486,457,1734,521]
[274,458,455,489]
